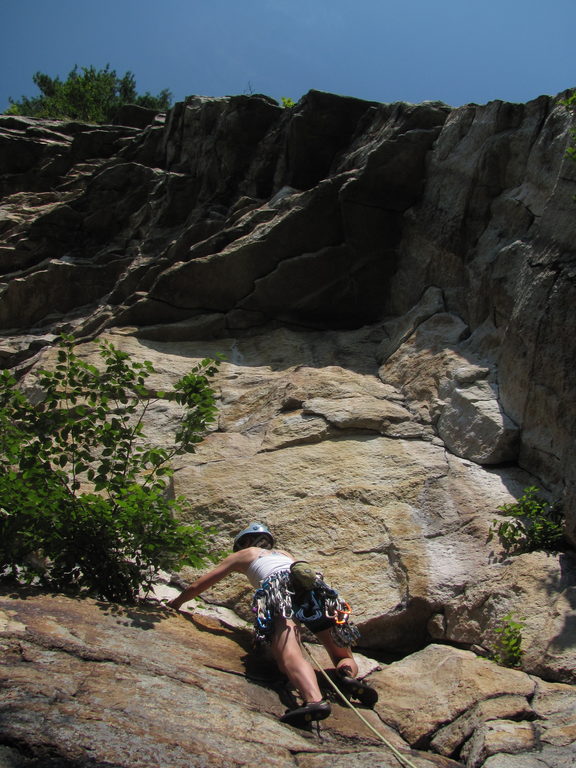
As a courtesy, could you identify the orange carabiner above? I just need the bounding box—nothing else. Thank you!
[335,601,351,625]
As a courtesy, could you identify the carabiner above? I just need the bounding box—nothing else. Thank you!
[334,601,351,625]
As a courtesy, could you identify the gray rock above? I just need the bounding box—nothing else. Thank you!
[437,378,520,464]
[112,104,163,129]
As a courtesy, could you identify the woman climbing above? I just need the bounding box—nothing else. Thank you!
[168,521,378,726]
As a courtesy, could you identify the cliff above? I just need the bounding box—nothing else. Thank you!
[0,89,575,767]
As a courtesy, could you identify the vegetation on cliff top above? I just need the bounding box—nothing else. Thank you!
[4,65,172,123]
[0,336,218,602]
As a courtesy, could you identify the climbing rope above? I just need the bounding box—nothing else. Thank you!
[302,644,421,768]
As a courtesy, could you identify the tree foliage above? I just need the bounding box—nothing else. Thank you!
[488,486,565,554]
[0,336,219,602]
[4,65,172,123]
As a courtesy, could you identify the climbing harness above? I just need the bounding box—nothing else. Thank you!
[302,644,421,768]
[251,566,361,646]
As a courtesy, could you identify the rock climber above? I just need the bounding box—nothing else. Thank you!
[168,522,378,726]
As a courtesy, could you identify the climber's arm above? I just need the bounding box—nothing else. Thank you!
[167,550,249,610]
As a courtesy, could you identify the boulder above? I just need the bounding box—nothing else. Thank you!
[369,645,535,747]
[437,374,520,464]
[438,551,576,683]
[367,644,574,767]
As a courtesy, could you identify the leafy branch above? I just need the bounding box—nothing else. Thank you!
[563,90,576,166]
[0,335,220,602]
[488,486,565,554]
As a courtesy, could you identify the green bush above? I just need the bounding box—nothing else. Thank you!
[491,612,525,668]
[0,336,219,602]
[5,65,172,123]
[488,486,565,554]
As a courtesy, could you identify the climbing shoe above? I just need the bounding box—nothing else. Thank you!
[280,699,331,727]
[337,672,379,707]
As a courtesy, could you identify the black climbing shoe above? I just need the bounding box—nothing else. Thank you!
[280,699,331,727]
[337,673,379,707]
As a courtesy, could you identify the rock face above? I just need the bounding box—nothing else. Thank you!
[45,330,573,685]
[1,590,575,768]
[1,89,576,768]
[0,92,574,535]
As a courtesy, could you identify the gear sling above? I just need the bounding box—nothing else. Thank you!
[252,560,361,646]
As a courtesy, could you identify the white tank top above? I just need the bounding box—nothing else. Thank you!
[246,551,294,587]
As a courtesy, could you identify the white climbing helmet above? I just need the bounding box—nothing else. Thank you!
[233,522,274,551]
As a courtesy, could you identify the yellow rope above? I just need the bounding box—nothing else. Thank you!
[303,644,421,768]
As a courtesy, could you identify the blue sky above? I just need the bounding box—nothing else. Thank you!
[1,0,574,113]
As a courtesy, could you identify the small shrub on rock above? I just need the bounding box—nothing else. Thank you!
[490,612,525,668]
[488,486,565,554]
[563,90,576,163]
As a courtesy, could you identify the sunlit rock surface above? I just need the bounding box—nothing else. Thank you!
[2,591,575,768]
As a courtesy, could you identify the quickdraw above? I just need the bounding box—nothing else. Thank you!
[252,570,295,641]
